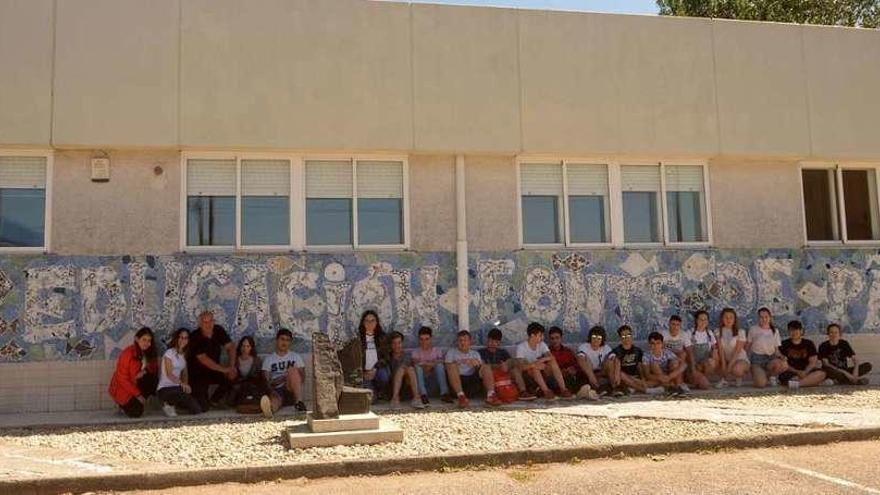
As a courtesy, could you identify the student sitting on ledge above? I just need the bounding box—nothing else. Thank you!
[819,323,872,386]
[109,327,159,418]
[777,320,826,389]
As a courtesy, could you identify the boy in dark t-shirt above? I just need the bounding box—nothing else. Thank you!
[819,323,872,385]
[777,320,826,388]
[611,325,663,394]
[479,328,536,401]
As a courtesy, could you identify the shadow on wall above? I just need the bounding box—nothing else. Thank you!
[1,249,879,363]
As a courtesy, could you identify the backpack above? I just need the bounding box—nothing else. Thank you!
[493,368,519,403]
[235,380,264,414]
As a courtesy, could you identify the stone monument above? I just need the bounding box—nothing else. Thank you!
[286,333,403,449]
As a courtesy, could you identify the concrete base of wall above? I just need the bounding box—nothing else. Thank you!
[1,334,878,415]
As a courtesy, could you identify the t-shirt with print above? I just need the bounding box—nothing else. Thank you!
[818,340,855,369]
[364,335,379,370]
[262,351,304,388]
[479,347,511,366]
[661,329,691,354]
[613,344,644,376]
[410,347,444,366]
[779,338,817,371]
[642,348,678,373]
[158,348,187,391]
[576,343,614,371]
[516,341,550,364]
[748,325,781,356]
[445,348,482,376]
[187,325,232,381]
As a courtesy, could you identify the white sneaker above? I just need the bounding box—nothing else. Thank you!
[715,379,728,389]
[645,386,665,395]
[679,384,691,393]
[260,395,273,418]
[162,404,177,417]
[822,379,835,387]
[576,384,599,400]
[769,376,779,387]
[410,398,426,409]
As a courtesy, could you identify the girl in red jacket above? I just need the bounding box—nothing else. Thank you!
[108,327,160,417]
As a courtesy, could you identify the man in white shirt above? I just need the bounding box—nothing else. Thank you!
[259,328,306,418]
[445,330,502,408]
[511,322,573,400]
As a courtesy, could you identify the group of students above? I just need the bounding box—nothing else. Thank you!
[109,306,872,417]
[359,306,873,409]
[109,310,307,418]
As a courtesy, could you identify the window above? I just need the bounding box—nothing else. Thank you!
[802,164,880,243]
[518,159,711,247]
[183,154,407,251]
[0,154,49,250]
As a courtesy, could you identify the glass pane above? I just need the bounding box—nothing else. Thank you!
[0,189,45,247]
[842,169,880,241]
[186,196,234,246]
[666,191,706,242]
[358,198,402,245]
[802,169,838,241]
[623,191,659,243]
[522,196,560,244]
[569,195,607,243]
[242,196,289,246]
[307,198,352,245]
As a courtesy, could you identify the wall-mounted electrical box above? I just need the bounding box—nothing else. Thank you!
[91,158,110,182]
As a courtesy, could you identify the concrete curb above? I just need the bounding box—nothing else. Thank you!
[5,426,880,495]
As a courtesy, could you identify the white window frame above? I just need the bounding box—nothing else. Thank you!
[799,161,880,246]
[516,157,712,249]
[0,149,53,254]
[180,152,409,253]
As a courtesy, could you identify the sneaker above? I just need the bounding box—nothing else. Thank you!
[457,394,469,409]
[611,388,625,398]
[857,377,869,385]
[735,378,743,388]
[294,400,307,413]
[420,394,430,406]
[390,398,401,409]
[541,389,557,401]
[441,393,455,404]
[769,376,779,387]
[645,386,665,395]
[665,388,680,398]
[411,398,426,409]
[822,379,835,387]
[484,395,503,407]
[559,389,574,400]
[679,383,691,393]
[259,395,273,418]
[162,403,177,417]
[715,379,728,389]
[576,384,594,400]
[518,391,537,401]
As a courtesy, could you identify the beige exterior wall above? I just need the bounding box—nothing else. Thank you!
[0,0,53,146]
[708,158,804,249]
[51,150,180,255]
[408,155,456,252]
[465,155,519,252]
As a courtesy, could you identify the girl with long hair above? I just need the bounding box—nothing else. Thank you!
[156,328,203,416]
[108,327,160,418]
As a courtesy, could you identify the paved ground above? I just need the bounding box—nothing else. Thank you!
[120,439,880,495]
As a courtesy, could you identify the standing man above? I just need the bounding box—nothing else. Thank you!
[187,310,237,411]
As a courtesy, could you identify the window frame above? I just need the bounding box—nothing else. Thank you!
[0,149,53,254]
[180,152,409,253]
[799,161,880,246]
[516,157,712,249]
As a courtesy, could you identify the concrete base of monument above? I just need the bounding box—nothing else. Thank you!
[287,415,404,449]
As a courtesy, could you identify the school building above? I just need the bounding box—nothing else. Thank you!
[0,0,879,414]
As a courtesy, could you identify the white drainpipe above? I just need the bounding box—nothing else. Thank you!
[455,155,469,331]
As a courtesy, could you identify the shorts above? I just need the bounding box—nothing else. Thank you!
[693,344,713,365]
[460,373,484,398]
[271,385,296,406]
[750,353,774,370]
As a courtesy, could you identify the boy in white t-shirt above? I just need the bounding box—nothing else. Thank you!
[576,326,619,396]
[259,328,306,418]
[511,322,573,400]
[660,315,693,393]
[445,330,502,408]
[642,331,688,396]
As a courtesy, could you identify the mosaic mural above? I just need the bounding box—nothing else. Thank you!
[1,249,879,362]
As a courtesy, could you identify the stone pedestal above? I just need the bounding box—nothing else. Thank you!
[307,412,380,433]
[287,414,403,449]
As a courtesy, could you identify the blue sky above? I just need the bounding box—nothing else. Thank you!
[397,0,659,15]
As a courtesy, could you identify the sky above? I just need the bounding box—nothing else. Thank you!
[393,0,659,15]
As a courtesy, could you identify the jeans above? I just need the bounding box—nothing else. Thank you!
[364,366,391,400]
[157,386,203,414]
[190,371,233,411]
[120,373,159,418]
[414,363,450,396]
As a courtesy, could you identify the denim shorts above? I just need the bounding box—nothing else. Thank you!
[750,352,774,370]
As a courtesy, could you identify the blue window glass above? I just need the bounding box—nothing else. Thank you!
[623,191,659,243]
[0,189,45,247]
[522,196,560,244]
[358,198,402,245]
[569,196,607,243]
[307,198,352,245]
[667,191,705,242]
[186,196,234,246]
[242,197,289,245]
